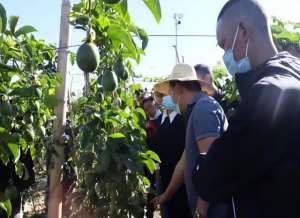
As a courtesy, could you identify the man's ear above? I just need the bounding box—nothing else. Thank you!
[204,74,212,83]
[176,83,184,95]
[239,22,250,43]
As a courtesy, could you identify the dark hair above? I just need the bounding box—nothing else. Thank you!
[217,0,240,21]
[141,96,154,108]
[194,64,212,77]
[169,80,201,92]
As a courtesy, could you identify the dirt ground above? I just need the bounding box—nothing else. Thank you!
[23,179,47,218]
[23,179,161,218]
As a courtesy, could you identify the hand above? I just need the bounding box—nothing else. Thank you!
[151,193,168,209]
[195,197,209,218]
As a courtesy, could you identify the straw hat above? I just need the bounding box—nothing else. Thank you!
[154,63,198,95]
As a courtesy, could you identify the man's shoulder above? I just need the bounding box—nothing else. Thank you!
[252,73,300,101]
[189,95,226,129]
[193,95,223,114]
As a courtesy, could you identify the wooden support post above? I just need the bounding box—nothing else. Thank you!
[48,1,71,218]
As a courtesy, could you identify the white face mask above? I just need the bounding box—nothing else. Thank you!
[223,25,252,77]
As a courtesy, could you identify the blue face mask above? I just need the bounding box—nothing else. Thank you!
[223,25,251,77]
[162,96,176,111]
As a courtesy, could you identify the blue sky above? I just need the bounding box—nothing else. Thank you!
[1,0,300,94]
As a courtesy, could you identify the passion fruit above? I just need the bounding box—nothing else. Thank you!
[1,102,13,116]
[101,69,118,92]
[76,42,100,73]
[113,58,128,80]
[4,185,18,200]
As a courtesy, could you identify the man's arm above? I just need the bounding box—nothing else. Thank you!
[197,137,219,154]
[195,137,218,218]
[151,150,186,207]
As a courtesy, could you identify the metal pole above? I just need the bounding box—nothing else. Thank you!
[48,0,71,218]
[175,14,178,64]
[173,45,180,64]
[173,13,182,64]
[175,18,178,52]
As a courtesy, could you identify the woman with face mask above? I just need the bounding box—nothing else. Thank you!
[148,94,192,218]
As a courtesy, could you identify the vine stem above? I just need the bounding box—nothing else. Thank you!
[87,0,92,42]
[84,72,90,95]
[88,0,92,17]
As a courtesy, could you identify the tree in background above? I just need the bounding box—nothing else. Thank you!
[272,17,300,58]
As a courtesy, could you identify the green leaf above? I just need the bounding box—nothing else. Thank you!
[7,143,20,163]
[44,94,59,108]
[142,159,156,174]
[142,176,151,187]
[34,101,40,111]
[107,23,138,60]
[0,63,18,72]
[0,3,7,33]
[271,24,284,35]
[0,16,2,34]
[112,0,128,17]
[294,23,300,29]
[110,132,125,139]
[137,28,148,50]
[0,127,6,133]
[130,83,142,92]
[142,0,161,23]
[9,75,20,86]
[0,194,12,217]
[9,87,38,97]
[25,125,35,141]
[15,161,25,178]
[69,52,76,65]
[19,138,27,150]
[38,125,46,136]
[145,150,161,163]
[15,25,37,38]
[98,15,110,29]
[0,146,9,166]
[30,144,36,160]
[274,31,300,42]
[135,107,146,120]
[9,16,19,34]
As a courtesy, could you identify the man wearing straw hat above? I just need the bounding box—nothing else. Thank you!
[151,63,229,218]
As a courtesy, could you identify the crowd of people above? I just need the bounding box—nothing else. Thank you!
[140,0,300,218]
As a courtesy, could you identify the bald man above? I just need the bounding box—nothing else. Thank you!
[193,1,300,218]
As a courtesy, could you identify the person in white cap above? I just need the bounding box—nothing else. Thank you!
[151,63,229,218]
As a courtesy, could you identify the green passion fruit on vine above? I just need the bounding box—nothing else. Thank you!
[113,58,129,81]
[76,42,100,73]
[0,102,13,116]
[4,185,19,200]
[103,0,122,4]
[101,69,118,92]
